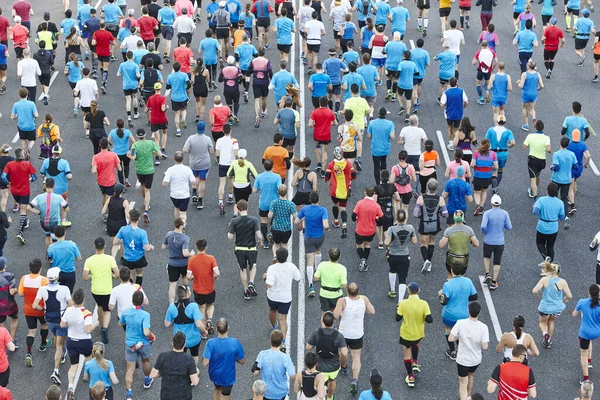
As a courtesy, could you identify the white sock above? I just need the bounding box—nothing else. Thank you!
[315,253,322,267]
[424,18,429,28]
[307,265,314,284]
[398,284,407,303]
[388,273,396,292]
[418,17,422,26]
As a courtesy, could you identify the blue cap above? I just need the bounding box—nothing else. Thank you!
[583,8,590,15]
[550,17,557,24]
[408,282,419,293]
[196,121,206,133]
[456,166,465,177]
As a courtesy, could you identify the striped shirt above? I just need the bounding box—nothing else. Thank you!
[472,150,497,179]
[490,361,536,400]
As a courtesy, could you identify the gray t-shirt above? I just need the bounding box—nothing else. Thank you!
[163,231,190,267]
[386,223,415,256]
[183,133,214,171]
[307,328,347,373]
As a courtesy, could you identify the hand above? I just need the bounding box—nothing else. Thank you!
[262,273,267,281]
[7,217,11,224]
[437,290,443,296]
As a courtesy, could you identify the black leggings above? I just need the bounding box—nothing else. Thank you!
[372,155,387,185]
[553,181,570,217]
[419,173,437,194]
[207,64,218,82]
[89,128,107,155]
[224,90,240,115]
[536,231,557,261]
[118,154,131,183]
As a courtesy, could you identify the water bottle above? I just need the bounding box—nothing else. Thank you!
[131,341,144,351]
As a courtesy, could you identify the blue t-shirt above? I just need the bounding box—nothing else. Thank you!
[322,58,347,85]
[342,50,359,65]
[342,72,365,100]
[275,17,295,45]
[384,40,407,70]
[563,115,589,141]
[256,349,296,399]
[436,50,456,80]
[116,225,149,262]
[410,47,430,79]
[120,308,151,347]
[298,204,328,238]
[12,100,38,131]
[132,49,148,65]
[235,43,258,70]
[40,158,72,195]
[444,178,473,213]
[357,64,378,97]
[66,61,84,83]
[158,7,176,25]
[84,359,115,388]
[61,18,79,36]
[203,337,245,386]
[567,0,580,9]
[374,0,391,25]
[341,22,356,39]
[533,196,565,234]
[355,0,374,21]
[243,12,256,27]
[551,149,578,184]
[481,208,512,245]
[254,171,282,211]
[575,17,594,39]
[359,390,393,400]
[78,5,92,23]
[276,108,299,139]
[576,298,600,340]
[206,3,220,24]
[226,0,243,22]
[117,28,131,52]
[48,240,81,273]
[567,141,588,165]
[367,118,394,157]
[165,301,203,347]
[442,276,477,322]
[108,128,133,155]
[391,6,410,33]
[516,30,537,52]
[309,73,332,97]
[271,71,297,102]
[102,3,123,23]
[117,61,140,90]
[0,44,7,65]
[167,71,190,102]
[485,127,514,155]
[514,0,526,12]
[398,60,417,90]
[200,38,220,65]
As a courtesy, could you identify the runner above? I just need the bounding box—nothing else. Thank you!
[305,11,326,73]
[10,88,38,156]
[16,49,40,103]
[46,225,80,293]
[129,128,162,222]
[103,184,129,255]
[533,182,566,261]
[0,258,17,348]
[382,32,406,103]
[273,8,295,62]
[108,267,149,324]
[162,152,195,225]
[573,284,600,383]
[562,101,591,141]
[414,179,447,273]
[247,48,272,129]
[275,97,300,159]
[488,62,511,123]
[495,316,539,363]
[472,40,496,105]
[541,18,565,79]
[40,145,73,227]
[92,139,121,213]
[293,352,326,399]
[73,68,99,135]
[517,59,543,131]
[488,344,536,398]
[254,160,282,250]
[523,120,551,200]
[322,48,348,113]
[309,96,337,175]
[162,218,195,304]
[352,189,382,270]
[252,0,275,49]
[291,158,318,211]
[262,133,290,185]
[367,107,394,184]
[167,61,191,136]
[418,139,440,195]
[268,185,297,257]
[513,20,538,74]
[374,169,400,249]
[91,21,115,90]
[566,130,590,214]
[440,77,467,151]
[183,121,214,210]
[83,342,119,400]
[215,124,239,215]
[325,147,356,238]
[28,179,69,248]
[551,136,577,230]
[471,139,498,215]
[575,381,594,400]
[480,194,511,290]
[158,0,177,60]
[396,51,417,120]
[18,258,48,368]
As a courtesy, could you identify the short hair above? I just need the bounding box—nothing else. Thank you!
[512,344,527,358]
[46,385,62,400]
[205,29,213,37]
[132,291,144,306]
[179,36,187,45]
[126,50,133,60]
[350,83,359,94]
[100,138,109,149]
[560,136,570,148]
[173,331,186,350]
[305,352,318,368]
[119,267,131,282]
[365,186,375,197]
[468,301,481,318]
[19,88,28,98]
[581,380,594,398]
[173,61,181,72]
[30,258,43,274]
[270,329,284,347]
[39,40,46,48]
[278,184,288,197]
[451,262,464,276]
[573,101,582,114]
[90,381,106,400]
[525,19,533,29]
[252,380,266,396]
[535,119,544,132]
[196,238,207,251]
[174,217,184,229]
[177,284,189,299]
[276,247,288,263]
[319,96,328,107]
[237,199,248,211]
[344,109,354,121]
[449,77,458,87]
[54,225,66,238]
[72,288,85,305]
[263,159,274,171]
[449,19,457,28]
[129,208,141,222]
[280,59,288,70]
[329,247,341,262]
[94,237,106,250]
[216,317,229,334]
[45,177,55,188]
[322,311,334,327]
[309,191,319,204]
[273,133,284,143]
[547,182,559,197]
[347,282,359,296]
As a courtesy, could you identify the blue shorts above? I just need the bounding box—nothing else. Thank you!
[413,77,424,85]
[372,57,386,67]
[443,318,458,328]
[456,54,461,63]
[491,98,506,107]
[48,322,67,337]
[193,169,210,181]
[170,197,190,212]
[522,96,537,104]
[573,165,583,179]
[497,153,508,168]
[125,342,152,362]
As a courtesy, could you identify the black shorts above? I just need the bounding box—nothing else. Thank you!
[476,70,491,81]
[543,49,558,60]
[355,232,375,245]
[92,293,111,312]
[292,191,310,206]
[399,337,421,348]
[194,290,216,305]
[345,336,364,350]
[541,15,552,25]
[282,137,296,148]
[399,192,412,205]
[214,384,233,396]
[253,82,269,98]
[457,363,479,377]
[124,88,137,96]
[171,100,188,111]
[121,256,148,270]
[311,96,320,109]
[223,90,239,105]
[580,337,593,350]
[343,150,357,159]
[447,119,461,128]
[81,106,91,113]
[277,44,292,54]
[218,164,230,178]
[177,32,193,45]
[472,177,491,190]
[67,338,93,364]
[331,196,347,207]
[40,72,51,86]
[417,0,430,9]
[459,5,471,10]
[397,88,413,99]
[25,315,46,329]
[0,312,18,324]
[317,140,331,145]
[267,298,292,314]
[333,29,341,39]
[259,209,269,218]
[185,342,200,357]
[151,123,168,132]
[170,197,190,212]
[439,7,451,17]
[0,366,9,387]
[161,26,174,40]
[106,23,119,38]
[272,229,292,244]
[327,84,341,95]
[233,185,252,202]
[257,18,271,28]
[99,184,115,196]
[319,295,340,312]
[387,254,410,274]
[18,128,36,141]
[98,55,111,63]
[307,43,321,53]
[567,7,580,15]
[483,244,504,265]
[167,265,188,282]
[0,64,6,71]
[235,249,257,270]
[216,27,230,39]
[527,156,546,178]
[386,69,399,79]
[212,130,224,142]
[14,47,24,59]
[12,194,30,205]
[512,12,521,19]
[575,38,589,50]
[58,271,76,293]
[137,173,154,189]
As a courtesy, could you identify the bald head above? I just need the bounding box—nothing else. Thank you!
[347,282,359,296]
[216,318,228,334]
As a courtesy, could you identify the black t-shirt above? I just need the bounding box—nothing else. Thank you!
[375,183,397,219]
[85,110,107,129]
[228,215,260,248]
[141,53,162,70]
[148,3,162,19]
[154,350,197,400]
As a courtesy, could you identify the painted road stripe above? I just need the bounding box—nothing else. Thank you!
[580,114,597,137]
[11,133,19,144]
[94,0,103,10]
[436,130,450,166]
[38,71,59,101]
[409,39,415,49]
[589,159,600,176]
[478,275,502,342]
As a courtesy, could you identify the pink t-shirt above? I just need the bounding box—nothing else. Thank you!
[392,163,415,194]
[447,160,470,180]
[12,1,32,22]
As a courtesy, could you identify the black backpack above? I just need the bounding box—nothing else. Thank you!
[394,164,410,186]
[143,68,159,91]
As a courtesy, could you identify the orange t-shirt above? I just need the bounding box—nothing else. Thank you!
[594,34,600,55]
[233,29,245,49]
[173,46,194,73]
[263,145,289,180]
[187,253,217,295]
[18,274,48,317]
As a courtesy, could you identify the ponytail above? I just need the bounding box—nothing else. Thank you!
[454,147,463,163]
[371,383,383,399]
[591,284,600,308]
[91,101,98,116]
[513,315,525,340]
[116,119,125,138]
[237,158,246,168]
[92,342,109,371]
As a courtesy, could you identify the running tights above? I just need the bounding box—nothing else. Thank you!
[480,12,493,31]
[596,262,600,285]
[536,231,557,261]
[420,245,434,262]
[372,155,387,185]
[118,154,131,183]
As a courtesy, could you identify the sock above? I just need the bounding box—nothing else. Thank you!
[404,359,412,375]
[260,223,268,240]
[427,245,434,261]
[476,85,482,98]
[134,107,138,114]
[392,82,398,93]
[584,375,590,381]
[54,368,59,374]
[243,81,250,91]
[418,17,422,27]
[19,215,26,234]
[446,334,455,351]
[420,246,428,262]
[307,265,314,284]
[497,171,503,185]
[192,188,197,196]
[127,111,131,117]
[328,100,333,109]
[41,329,48,345]
[26,336,34,353]
[364,248,371,260]
[335,101,340,113]
[332,206,339,220]
[398,283,407,300]
[357,248,364,259]
[566,15,571,28]
[218,199,223,205]
[102,70,108,83]
[544,61,550,70]
[289,152,294,159]
[455,70,460,80]
[388,273,396,292]
[491,176,498,190]
[424,18,429,28]
[460,16,464,27]
[386,79,392,90]
[340,210,347,223]
[411,344,419,362]
[466,15,470,22]
[135,276,143,286]
[315,253,322,266]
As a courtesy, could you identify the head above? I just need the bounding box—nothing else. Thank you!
[328,48,337,57]
[407,282,419,295]
[453,210,465,225]
[173,331,186,350]
[46,385,61,400]
[540,259,561,277]
[275,247,288,263]
[305,352,319,369]
[378,107,387,118]
[380,169,389,183]
[572,101,582,114]
[535,119,544,132]
[263,159,274,171]
[527,59,536,70]
[322,311,334,327]
[132,290,144,307]
[270,329,284,347]
[573,129,581,143]
[114,183,125,197]
[273,133,284,145]
[479,138,491,154]
[333,146,343,160]
[328,247,341,262]
[449,19,457,28]
[309,191,319,205]
[237,199,248,213]
[560,136,570,149]
[319,96,328,108]
[252,380,266,398]
[580,380,594,399]
[426,178,438,194]
[468,301,481,318]
[216,318,229,334]
[0,145,10,155]
[129,208,141,223]
[195,238,207,252]
[392,31,401,41]
[136,128,146,140]
[513,315,525,336]
[525,19,533,30]
[396,209,407,224]
[511,344,528,362]
[491,194,502,208]
[52,144,62,157]
[449,77,458,87]
[119,267,131,283]
[72,288,85,305]
[362,52,371,65]
[550,17,558,25]
[369,369,383,397]
[280,59,288,70]
[19,87,28,99]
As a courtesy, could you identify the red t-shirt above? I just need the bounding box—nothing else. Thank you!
[146,94,168,124]
[0,16,10,42]
[12,1,32,22]
[0,386,12,400]
[137,16,158,41]
[0,327,11,373]
[93,29,114,57]
[173,46,193,73]
[4,160,35,196]
[209,106,231,132]
[92,150,120,187]
[543,26,564,51]
[353,198,383,236]
[310,107,336,142]
[187,253,217,294]
[9,24,28,48]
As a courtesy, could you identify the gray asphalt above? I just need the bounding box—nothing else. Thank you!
[1,0,600,398]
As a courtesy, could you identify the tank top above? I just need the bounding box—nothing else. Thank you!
[456,133,473,154]
[282,1,294,18]
[371,33,386,58]
[421,150,437,176]
[215,9,230,28]
[297,170,312,193]
[492,73,508,103]
[522,71,538,101]
[107,197,127,230]
[503,331,527,360]
[361,27,375,49]
[419,194,441,234]
[339,296,366,340]
[538,277,566,314]
[193,68,208,94]
[301,371,319,398]
[45,287,62,324]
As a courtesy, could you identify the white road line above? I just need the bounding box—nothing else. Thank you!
[38,71,59,101]
[11,133,19,144]
[589,159,600,176]
[94,0,104,11]
[478,275,502,342]
[435,130,450,166]
[409,39,415,49]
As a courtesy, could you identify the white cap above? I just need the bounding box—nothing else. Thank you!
[47,267,61,281]
[128,8,135,15]
[219,1,226,6]
[442,41,450,49]
[14,15,22,23]
[226,55,235,64]
[398,0,404,3]
[238,149,247,159]
[491,194,502,206]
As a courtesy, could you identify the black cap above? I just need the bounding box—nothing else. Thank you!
[136,128,146,137]
[44,12,50,20]
[94,237,105,248]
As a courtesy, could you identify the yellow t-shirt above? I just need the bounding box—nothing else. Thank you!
[397,294,431,341]
[37,31,55,50]
[344,97,370,129]
[83,254,117,295]
[314,261,347,299]
[439,0,452,8]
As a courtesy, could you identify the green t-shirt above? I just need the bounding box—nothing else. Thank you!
[523,132,550,160]
[132,140,160,175]
[314,261,347,299]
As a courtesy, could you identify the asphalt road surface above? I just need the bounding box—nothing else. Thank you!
[1,0,600,398]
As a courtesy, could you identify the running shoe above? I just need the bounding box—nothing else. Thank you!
[127,118,134,128]
[192,195,199,203]
[569,206,577,215]
[17,233,25,245]
[417,25,422,31]
[447,141,455,151]
[181,120,188,129]
[51,370,61,385]
[0,83,5,92]
[458,26,464,30]
[154,156,160,165]
[265,44,271,49]
[38,337,52,352]
[255,116,261,128]
[465,20,470,29]
[308,284,315,297]
[528,187,534,198]
[412,363,421,373]
[315,163,322,171]
[546,70,552,79]
[219,203,225,215]
[423,28,427,36]
[25,353,33,367]
[101,327,109,344]
[243,92,249,103]
[488,281,498,290]
[143,376,154,388]
[341,227,348,239]
[350,379,358,394]
[388,291,397,298]
[228,195,235,204]
[593,76,600,82]
[473,206,484,216]
[60,220,72,227]
[193,197,202,209]
[267,231,273,244]
[445,349,457,360]
[341,366,349,377]
[67,388,75,400]
[110,55,118,62]
[126,390,133,400]
[405,375,415,387]
[404,117,410,123]
[201,332,208,340]
[133,113,140,120]
[320,170,326,178]
[398,106,405,115]
[377,242,384,250]
[521,124,529,131]
[261,109,267,118]
[541,333,550,349]
[385,91,393,101]
[354,158,362,171]
[143,212,150,224]
[176,130,182,137]
[102,213,108,223]
[564,217,571,230]
[248,283,257,297]
[206,320,214,335]
[333,219,341,228]
[484,273,492,284]
[547,70,553,79]
[43,96,48,106]
[358,259,367,272]
[73,107,78,116]
[211,81,218,90]
[589,361,594,369]
[307,67,314,75]
[243,289,251,300]
[477,98,485,105]
[513,28,519,36]
[195,115,200,123]
[12,203,19,212]
[125,180,131,188]
[279,343,286,353]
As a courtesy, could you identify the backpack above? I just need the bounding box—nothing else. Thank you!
[394,164,410,186]
[143,68,158,91]
[316,328,339,359]
[41,124,55,147]
[46,157,61,177]
[362,0,370,15]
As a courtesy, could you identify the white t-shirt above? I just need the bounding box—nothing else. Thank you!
[109,282,147,318]
[215,136,239,166]
[443,29,464,55]
[75,78,98,107]
[298,6,315,31]
[61,306,93,340]
[17,58,41,87]
[399,126,427,156]
[163,163,195,199]
[476,48,495,73]
[36,283,72,313]
[594,231,600,261]
[121,34,143,52]
[266,262,301,303]
[305,20,325,45]
[450,318,490,367]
